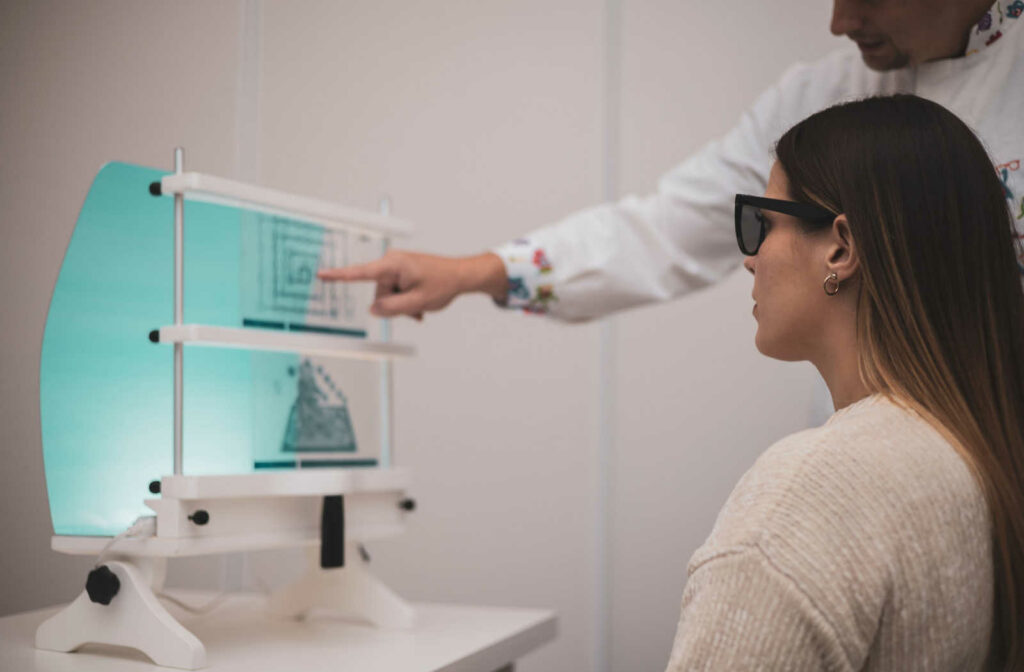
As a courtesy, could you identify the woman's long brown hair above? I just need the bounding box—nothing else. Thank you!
[775,94,1024,669]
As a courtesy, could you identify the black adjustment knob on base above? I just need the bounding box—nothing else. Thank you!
[398,498,416,512]
[86,565,120,605]
[189,510,210,526]
[148,480,161,494]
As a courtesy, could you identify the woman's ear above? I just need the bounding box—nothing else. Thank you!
[826,214,860,282]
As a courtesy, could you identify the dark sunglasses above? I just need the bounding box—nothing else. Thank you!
[734,194,837,256]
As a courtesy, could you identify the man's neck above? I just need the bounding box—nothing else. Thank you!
[955,0,1002,57]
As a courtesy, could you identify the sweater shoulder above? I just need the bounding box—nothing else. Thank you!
[690,396,984,571]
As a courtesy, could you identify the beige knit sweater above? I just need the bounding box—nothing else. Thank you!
[665,394,993,671]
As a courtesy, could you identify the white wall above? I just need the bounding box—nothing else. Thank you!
[253,3,605,670]
[610,6,839,669]
[0,2,842,670]
[0,0,245,615]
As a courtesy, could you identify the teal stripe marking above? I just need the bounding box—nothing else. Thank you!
[288,323,366,338]
[243,318,286,330]
[241,319,367,339]
[253,458,379,470]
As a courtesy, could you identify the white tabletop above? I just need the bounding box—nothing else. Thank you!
[0,593,557,672]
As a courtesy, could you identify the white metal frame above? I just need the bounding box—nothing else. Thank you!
[154,148,414,472]
[36,149,418,670]
[159,171,415,238]
[155,324,415,361]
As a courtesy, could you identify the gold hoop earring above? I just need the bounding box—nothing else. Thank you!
[823,272,840,296]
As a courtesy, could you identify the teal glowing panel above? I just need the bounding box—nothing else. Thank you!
[40,162,381,536]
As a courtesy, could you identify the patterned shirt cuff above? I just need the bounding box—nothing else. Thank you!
[491,238,558,314]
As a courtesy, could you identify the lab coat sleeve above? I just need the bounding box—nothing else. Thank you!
[664,546,854,672]
[493,49,866,321]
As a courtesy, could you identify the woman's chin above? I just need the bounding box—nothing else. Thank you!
[754,332,803,362]
[754,331,770,356]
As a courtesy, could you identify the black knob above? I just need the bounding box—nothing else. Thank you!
[148,181,162,196]
[189,510,210,526]
[86,565,120,605]
[148,480,161,494]
[398,498,416,512]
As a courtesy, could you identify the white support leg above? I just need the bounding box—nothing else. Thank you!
[35,559,206,670]
[268,545,415,628]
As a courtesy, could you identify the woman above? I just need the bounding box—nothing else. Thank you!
[666,95,1024,671]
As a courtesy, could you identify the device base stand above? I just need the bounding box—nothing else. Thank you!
[35,558,207,670]
[268,546,415,628]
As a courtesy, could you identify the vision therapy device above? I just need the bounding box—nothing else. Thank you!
[35,149,418,669]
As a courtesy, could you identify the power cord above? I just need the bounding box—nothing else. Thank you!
[157,590,230,615]
[90,515,232,614]
[86,515,158,605]
[95,515,157,567]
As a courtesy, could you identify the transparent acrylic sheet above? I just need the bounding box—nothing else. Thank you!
[40,162,384,536]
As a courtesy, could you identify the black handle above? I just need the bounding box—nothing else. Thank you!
[320,495,345,568]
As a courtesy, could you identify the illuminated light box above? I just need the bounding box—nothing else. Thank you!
[36,154,418,669]
[40,161,408,535]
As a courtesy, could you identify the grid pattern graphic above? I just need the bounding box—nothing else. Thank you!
[255,216,350,321]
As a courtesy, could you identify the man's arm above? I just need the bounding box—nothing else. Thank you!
[320,49,869,321]
[318,251,507,318]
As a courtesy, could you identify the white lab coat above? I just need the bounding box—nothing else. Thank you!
[495,2,1024,321]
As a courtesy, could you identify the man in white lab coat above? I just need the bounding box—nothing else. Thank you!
[320,0,1024,324]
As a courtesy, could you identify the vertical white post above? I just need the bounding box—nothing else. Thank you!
[173,147,184,475]
[378,196,393,468]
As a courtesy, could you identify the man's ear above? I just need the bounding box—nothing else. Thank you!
[826,214,860,281]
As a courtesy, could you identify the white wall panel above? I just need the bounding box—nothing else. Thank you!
[611,2,842,670]
[0,0,243,616]
[257,2,605,670]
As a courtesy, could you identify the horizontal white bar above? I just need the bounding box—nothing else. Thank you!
[51,525,405,557]
[156,324,415,361]
[160,172,415,238]
[160,467,410,500]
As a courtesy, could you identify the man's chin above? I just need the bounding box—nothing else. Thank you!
[859,46,910,71]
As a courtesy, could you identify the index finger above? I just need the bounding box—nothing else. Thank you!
[318,257,395,283]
